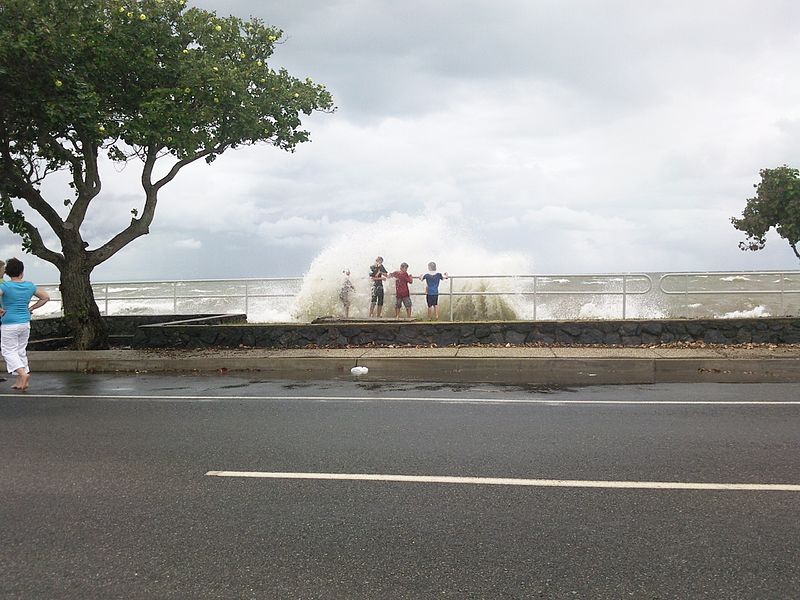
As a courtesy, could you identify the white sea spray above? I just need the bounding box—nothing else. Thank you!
[291,213,532,321]
[720,306,771,319]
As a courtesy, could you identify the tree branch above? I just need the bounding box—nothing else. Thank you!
[66,136,102,226]
[17,181,68,240]
[141,143,158,195]
[39,134,84,192]
[153,144,225,192]
[0,143,66,240]
[22,221,64,267]
[0,190,64,266]
[83,137,101,192]
[87,144,223,267]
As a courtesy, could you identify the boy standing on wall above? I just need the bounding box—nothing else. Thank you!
[339,269,356,318]
[421,261,449,320]
[368,256,388,317]
[390,262,414,318]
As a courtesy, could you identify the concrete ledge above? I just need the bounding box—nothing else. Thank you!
[352,357,656,385]
[32,353,359,377]
[654,358,800,383]
[26,349,800,385]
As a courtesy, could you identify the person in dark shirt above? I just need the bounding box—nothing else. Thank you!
[390,262,414,318]
[368,256,388,317]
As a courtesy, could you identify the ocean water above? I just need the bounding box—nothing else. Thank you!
[32,216,800,322]
[35,270,800,322]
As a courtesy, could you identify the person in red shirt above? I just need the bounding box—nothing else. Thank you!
[390,262,414,318]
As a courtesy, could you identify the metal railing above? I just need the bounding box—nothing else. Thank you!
[659,271,800,317]
[37,271,800,321]
[93,277,301,316]
[443,274,653,320]
[38,277,302,317]
[38,272,660,321]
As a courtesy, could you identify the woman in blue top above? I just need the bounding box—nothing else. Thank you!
[0,258,49,391]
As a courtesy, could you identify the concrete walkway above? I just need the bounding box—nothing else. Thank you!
[27,346,800,385]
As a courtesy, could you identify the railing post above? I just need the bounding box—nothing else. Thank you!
[449,277,454,322]
[780,272,785,316]
[685,274,689,315]
[622,275,627,319]
[173,282,177,314]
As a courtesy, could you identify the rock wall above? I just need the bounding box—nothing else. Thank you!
[30,314,247,348]
[130,318,800,348]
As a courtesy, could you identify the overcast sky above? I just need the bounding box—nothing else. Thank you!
[4,0,800,283]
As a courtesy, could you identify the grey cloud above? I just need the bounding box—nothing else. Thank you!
[4,0,800,284]
[198,0,800,120]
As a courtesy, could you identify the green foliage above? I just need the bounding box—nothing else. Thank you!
[0,0,334,348]
[0,192,32,250]
[732,166,800,260]
[0,0,333,248]
[0,0,333,167]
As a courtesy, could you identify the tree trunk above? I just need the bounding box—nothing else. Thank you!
[59,255,108,350]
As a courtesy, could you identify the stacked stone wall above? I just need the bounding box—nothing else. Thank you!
[130,318,800,349]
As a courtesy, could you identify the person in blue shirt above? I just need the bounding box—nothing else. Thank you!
[420,261,449,320]
[0,258,49,391]
[0,260,5,381]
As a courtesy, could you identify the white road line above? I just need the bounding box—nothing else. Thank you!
[2,393,800,405]
[205,471,800,492]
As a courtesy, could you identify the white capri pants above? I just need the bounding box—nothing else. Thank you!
[1,323,31,374]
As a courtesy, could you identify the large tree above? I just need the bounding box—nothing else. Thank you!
[732,166,800,261]
[0,0,333,348]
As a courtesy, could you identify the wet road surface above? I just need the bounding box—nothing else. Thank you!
[2,374,799,599]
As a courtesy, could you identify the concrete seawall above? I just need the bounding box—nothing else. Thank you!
[130,317,800,349]
[27,315,800,385]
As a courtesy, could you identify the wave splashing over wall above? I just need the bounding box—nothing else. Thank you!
[292,213,532,321]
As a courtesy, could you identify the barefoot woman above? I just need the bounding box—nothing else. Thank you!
[0,258,49,390]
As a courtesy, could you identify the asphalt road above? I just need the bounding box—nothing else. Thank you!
[1,374,799,599]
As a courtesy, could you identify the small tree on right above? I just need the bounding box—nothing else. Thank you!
[732,165,800,261]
